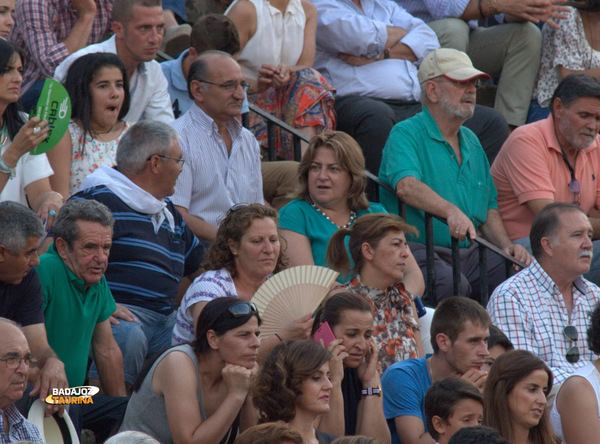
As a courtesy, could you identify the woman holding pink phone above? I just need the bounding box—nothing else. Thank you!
[312,291,391,444]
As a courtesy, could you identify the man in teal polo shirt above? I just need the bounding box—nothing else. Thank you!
[36,199,125,396]
[379,48,530,304]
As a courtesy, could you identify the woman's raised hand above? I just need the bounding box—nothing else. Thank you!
[281,313,314,340]
[326,338,348,385]
[3,117,50,166]
[357,337,380,386]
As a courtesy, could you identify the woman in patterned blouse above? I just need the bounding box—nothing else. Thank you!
[326,213,424,373]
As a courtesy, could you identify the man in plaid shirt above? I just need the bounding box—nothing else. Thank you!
[488,202,600,385]
[9,0,113,109]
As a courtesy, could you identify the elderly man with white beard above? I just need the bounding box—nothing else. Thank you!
[378,48,530,304]
[488,202,600,388]
[491,74,600,285]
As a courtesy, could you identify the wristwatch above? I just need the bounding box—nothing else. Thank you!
[361,385,382,397]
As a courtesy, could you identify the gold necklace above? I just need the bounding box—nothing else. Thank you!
[90,124,115,139]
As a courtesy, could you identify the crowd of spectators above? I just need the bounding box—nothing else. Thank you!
[2,0,600,442]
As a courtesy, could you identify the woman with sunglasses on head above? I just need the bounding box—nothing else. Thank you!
[312,291,391,444]
[326,213,423,373]
[483,349,559,444]
[173,203,313,356]
[120,297,261,443]
[48,52,132,198]
[550,302,600,444]
[253,339,338,443]
[0,40,62,226]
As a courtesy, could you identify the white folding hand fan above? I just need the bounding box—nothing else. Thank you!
[252,265,339,336]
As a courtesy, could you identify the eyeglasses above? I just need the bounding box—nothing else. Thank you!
[0,354,39,370]
[146,154,186,166]
[198,79,250,93]
[439,76,482,90]
[563,325,580,363]
[228,301,259,317]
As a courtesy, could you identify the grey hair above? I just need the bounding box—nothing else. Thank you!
[104,432,160,444]
[53,200,114,249]
[0,201,44,255]
[116,120,179,175]
[187,50,235,98]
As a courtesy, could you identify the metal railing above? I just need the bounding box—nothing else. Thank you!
[247,105,526,306]
[157,47,524,305]
[365,172,525,306]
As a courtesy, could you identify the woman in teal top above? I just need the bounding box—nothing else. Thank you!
[278,130,424,293]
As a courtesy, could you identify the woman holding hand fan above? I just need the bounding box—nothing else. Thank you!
[172,203,313,357]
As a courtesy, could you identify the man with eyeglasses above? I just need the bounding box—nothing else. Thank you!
[491,74,600,285]
[379,48,531,305]
[0,318,43,442]
[171,50,264,242]
[488,202,600,389]
[59,120,205,389]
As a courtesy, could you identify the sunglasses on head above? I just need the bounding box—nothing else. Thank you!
[227,301,259,317]
[563,325,580,364]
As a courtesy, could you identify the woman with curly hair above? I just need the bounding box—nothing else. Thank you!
[550,302,600,443]
[483,350,559,444]
[253,340,338,444]
[173,204,312,356]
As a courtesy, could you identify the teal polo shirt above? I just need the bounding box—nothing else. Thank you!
[36,245,116,387]
[378,106,498,249]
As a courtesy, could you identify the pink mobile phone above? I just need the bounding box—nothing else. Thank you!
[314,321,336,348]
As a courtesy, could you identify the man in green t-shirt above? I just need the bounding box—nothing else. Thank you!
[379,48,531,304]
[36,199,125,396]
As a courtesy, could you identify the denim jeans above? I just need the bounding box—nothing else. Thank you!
[89,304,176,384]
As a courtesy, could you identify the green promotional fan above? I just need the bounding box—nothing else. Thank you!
[29,78,71,155]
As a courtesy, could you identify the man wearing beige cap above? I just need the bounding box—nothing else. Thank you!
[379,48,531,305]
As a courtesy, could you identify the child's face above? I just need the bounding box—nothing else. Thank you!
[436,398,483,444]
[482,345,509,371]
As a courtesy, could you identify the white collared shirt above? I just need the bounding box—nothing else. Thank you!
[53,35,174,123]
[170,104,264,227]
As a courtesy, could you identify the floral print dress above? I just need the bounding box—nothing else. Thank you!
[68,120,132,196]
[340,275,420,373]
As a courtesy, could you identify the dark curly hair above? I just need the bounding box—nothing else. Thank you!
[202,203,288,277]
[252,340,332,423]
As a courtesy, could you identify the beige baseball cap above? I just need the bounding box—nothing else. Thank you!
[417,48,491,84]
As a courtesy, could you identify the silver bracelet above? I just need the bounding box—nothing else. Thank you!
[0,155,15,179]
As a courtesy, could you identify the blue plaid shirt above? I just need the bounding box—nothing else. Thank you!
[0,404,43,443]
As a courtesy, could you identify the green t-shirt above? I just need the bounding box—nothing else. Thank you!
[278,199,387,282]
[379,106,498,249]
[36,245,117,387]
